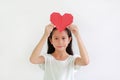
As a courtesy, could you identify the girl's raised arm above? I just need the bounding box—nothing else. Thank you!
[69,25,89,66]
[30,24,54,64]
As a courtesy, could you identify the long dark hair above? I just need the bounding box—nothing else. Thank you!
[47,28,73,55]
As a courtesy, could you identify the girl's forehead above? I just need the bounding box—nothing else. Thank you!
[52,30,68,36]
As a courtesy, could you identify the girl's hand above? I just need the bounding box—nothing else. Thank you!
[44,23,54,37]
[69,24,80,37]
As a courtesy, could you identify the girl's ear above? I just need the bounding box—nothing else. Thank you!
[49,38,52,44]
[68,37,72,43]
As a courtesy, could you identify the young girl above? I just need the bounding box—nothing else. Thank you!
[30,24,89,80]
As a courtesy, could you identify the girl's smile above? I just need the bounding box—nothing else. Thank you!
[56,46,64,49]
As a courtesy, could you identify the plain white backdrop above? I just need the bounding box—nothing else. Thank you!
[0,0,120,80]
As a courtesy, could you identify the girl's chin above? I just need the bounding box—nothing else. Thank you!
[56,46,63,48]
[55,47,66,51]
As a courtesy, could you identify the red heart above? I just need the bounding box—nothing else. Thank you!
[50,12,73,32]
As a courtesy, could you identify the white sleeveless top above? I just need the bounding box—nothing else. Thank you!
[39,54,80,80]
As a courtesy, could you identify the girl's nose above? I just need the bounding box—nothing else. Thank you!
[58,39,63,44]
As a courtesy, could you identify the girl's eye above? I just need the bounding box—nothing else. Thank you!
[55,38,58,40]
[62,37,65,40]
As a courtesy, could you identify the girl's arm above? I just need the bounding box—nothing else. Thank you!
[69,25,89,66]
[30,24,54,64]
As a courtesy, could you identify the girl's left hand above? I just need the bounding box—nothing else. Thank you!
[69,24,80,37]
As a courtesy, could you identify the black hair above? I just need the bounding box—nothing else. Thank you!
[47,27,73,55]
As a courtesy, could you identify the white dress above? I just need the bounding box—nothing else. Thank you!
[39,54,80,80]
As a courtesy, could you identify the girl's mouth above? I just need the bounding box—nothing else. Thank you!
[56,46,63,48]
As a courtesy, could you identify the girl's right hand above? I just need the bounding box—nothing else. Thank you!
[44,23,54,37]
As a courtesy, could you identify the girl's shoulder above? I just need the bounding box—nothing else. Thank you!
[40,53,51,58]
[69,54,80,59]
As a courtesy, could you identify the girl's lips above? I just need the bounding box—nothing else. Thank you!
[56,46,63,48]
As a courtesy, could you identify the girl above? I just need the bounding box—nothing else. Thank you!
[30,24,89,80]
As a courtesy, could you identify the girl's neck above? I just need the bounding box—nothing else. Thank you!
[52,50,69,57]
[51,50,69,61]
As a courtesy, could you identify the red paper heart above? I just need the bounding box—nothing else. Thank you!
[50,12,73,32]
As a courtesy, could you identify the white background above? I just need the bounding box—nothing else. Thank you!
[0,0,120,80]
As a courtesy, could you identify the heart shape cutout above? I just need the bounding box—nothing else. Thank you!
[50,12,73,32]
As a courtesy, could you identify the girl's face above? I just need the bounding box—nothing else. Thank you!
[50,30,71,51]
